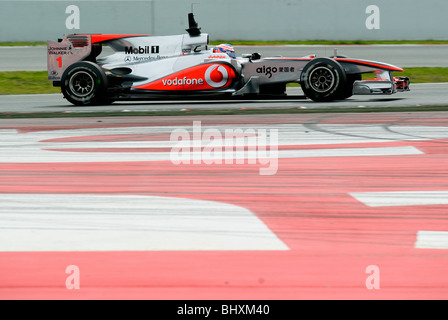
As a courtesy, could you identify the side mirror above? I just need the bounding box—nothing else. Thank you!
[251,53,261,60]
[242,53,262,62]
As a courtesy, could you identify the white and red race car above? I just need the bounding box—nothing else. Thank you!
[47,13,410,106]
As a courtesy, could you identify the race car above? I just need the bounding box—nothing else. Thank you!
[47,13,410,106]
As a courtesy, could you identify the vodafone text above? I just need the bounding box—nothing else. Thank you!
[162,77,204,86]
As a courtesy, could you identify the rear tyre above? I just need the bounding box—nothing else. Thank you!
[61,61,108,106]
[300,58,347,102]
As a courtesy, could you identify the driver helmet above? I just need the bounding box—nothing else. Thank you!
[213,43,236,58]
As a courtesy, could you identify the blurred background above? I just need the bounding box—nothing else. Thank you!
[1,0,447,42]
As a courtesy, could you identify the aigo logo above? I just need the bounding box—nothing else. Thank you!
[133,63,235,91]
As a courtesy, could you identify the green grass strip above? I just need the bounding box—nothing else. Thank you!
[0,42,47,47]
[359,68,448,83]
[395,68,448,83]
[0,71,60,95]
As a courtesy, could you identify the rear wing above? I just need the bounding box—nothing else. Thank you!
[47,35,92,81]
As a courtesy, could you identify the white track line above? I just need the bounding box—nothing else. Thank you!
[0,124,430,163]
[415,231,448,249]
[350,191,448,207]
[0,194,289,252]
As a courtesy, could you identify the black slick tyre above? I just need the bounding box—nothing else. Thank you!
[300,58,347,102]
[61,61,108,106]
[338,74,361,100]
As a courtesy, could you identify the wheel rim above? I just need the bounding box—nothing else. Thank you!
[309,67,335,93]
[69,71,95,97]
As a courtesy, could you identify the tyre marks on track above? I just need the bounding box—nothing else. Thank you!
[0,112,447,299]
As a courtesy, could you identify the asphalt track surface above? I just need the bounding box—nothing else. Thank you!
[0,112,448,300]
[0,83,446,114]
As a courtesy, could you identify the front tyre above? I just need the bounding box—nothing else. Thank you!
[61,61,108,106]
[338,74,361,100]
[300,58,347,102]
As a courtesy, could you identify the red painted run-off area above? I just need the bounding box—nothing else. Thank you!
[0,112,448,299]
